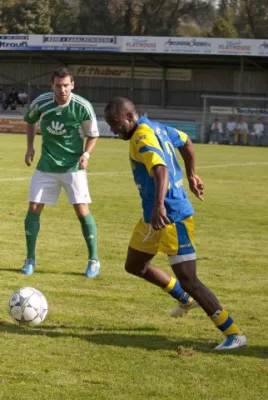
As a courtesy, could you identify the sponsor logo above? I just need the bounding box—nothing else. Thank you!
[43,36,116,44]
[126,38,156,49]
[164,38,211,48]
[47,121,67,135]
[0,41,28,48]
[259,41,268,49]
[218,40,251,52]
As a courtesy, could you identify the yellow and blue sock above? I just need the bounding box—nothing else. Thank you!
[163,277,193,305]
[211,309,242,336]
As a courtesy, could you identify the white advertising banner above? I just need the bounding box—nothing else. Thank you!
[0,34,268,57]
[210,106,234,115]
[40,35,121,52]
[70,65,192,80]
[122,36,161,53]
[162,37,213,54]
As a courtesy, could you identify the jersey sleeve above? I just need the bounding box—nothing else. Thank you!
[80,100,99,137]
[130,124,166,176]
[166,126,188,148]
[23,98,42,124]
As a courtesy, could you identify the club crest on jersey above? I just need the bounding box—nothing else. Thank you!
[47,121,67,135]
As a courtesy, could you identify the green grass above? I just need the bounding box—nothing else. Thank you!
[0,134,267,400]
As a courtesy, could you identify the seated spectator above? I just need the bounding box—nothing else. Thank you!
[250,118,264,146]
[226,116,237,144]
[0,87,6,109]
[17,89,28,106]
[4,88,18,110]
[234,116,248,145]
[209,118,223,144]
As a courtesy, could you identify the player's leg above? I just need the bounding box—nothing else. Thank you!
[73,203,99,277]
[125,247,197,312]
[62,170,99,277]
[22,170,61,275]
[127,218,198,316]
[169,217,246,350]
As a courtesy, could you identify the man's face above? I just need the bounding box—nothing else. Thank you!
[105,110,135,140]
[52,76,74,104]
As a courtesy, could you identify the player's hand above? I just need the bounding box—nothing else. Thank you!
[79,155,89,170]
[188,174,204,201]
[150,204,171,230]
[25,148,35,166]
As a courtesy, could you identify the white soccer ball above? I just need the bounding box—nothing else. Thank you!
[8,287,48,327]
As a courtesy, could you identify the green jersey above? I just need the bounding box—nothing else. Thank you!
[24,92,99,173]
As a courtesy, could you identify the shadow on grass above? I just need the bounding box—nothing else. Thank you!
[0,321,267,358]
[0,268,84,276]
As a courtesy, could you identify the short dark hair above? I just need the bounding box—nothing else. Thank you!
[51,67,73,83]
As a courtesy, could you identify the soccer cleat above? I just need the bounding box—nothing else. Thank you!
[85,259,100,278]
[21,258,35,275]
[170,299,200,318]
[215,334,247,351]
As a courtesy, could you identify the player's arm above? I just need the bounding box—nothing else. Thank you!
[178,137,204,201]
[23,96,42,167]
[25,123,37,166]
[151,165,171,230]
[79,118,99,169]
[132,126,170,229]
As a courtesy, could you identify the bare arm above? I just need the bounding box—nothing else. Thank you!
[178,137,204,201]
[150,165,171,230]
[78,119,99,170]
[25,123,37,166]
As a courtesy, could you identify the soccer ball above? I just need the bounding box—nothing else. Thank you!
[8,287,48,327]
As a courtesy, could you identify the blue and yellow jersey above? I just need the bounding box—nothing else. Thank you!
[129,116,194,223]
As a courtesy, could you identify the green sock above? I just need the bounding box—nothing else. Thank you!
[79,213,98,261]
[24,211,40,259]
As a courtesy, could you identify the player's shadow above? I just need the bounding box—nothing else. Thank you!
[0,321,267,359]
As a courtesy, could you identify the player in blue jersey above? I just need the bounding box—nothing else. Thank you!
[104,97,246,350]
[21,67,100,277]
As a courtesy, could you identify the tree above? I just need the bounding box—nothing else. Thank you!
[0,0,52,34]
[211,17,238,37]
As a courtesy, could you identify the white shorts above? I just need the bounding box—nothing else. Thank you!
[28,169,92,205]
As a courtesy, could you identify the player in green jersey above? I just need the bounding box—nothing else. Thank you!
[21,67,100,277]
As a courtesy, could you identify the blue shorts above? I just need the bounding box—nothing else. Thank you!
[129,216,196,265]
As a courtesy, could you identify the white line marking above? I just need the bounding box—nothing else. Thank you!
[0,161,267,182]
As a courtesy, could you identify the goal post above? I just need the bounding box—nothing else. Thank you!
[201,94,268,144]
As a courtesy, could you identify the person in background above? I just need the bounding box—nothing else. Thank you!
[17,89,28,107]
[226,116,237,145]
[0,87,6,109]
[234,116,248,145]
[4,88,18,110]
[251,118,264,146]
[209,118,223,144]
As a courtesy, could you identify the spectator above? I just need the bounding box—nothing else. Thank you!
[17,89,28,106]
[0,87,6,109]
[226,116,237,145]
[249,118,264,146]
[209,118,223,144]
[4,88,18,110]
[234,116,248,145]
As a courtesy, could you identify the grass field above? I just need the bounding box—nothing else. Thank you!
[0,134,267,400]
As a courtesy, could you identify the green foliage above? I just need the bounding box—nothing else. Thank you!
[0,136,268,399]
[212,17,238,38]
[0,0,268,39]
[0,0,52,34]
